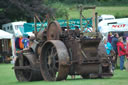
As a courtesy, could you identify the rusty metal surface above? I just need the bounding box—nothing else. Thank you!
[47,21,62,40]
[14,52,43,81]
[14,20,113,82]
[40,40,70,81]
[13,5,113,82]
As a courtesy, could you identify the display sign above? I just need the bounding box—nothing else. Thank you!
[108,24,128,32]
[112,24,126,28]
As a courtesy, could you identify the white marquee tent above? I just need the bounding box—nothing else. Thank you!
[0,29,13,39]
[0,30,16,57]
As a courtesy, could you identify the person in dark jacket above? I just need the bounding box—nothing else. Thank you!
[111,33,119,69]
[117,37,126,70]
[108,32,113,43]
[111,33,119,53]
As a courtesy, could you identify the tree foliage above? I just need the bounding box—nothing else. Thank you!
[44,0,123,4]
[0,0,55,29]
[0,0,126,29]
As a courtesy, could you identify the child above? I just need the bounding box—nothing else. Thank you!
[117,37,126,70]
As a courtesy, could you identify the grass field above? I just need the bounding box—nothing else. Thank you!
[51,3,128,19]
[68,6,128,19]
[0,64,128,85]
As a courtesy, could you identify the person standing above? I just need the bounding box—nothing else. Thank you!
[104,39,115,71]
[104,39,113,55]
[108,32,113,43]
[125,37,128,71]
[111,33,119,69]
[22,35,29,48]
[125,37,128,59]
[117,37,126,70]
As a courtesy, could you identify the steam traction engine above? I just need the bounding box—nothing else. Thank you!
[13,6,113,81]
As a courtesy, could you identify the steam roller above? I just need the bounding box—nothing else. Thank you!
[13,21,113,81]
[13,5,114,81]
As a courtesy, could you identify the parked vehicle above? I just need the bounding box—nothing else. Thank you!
[2,21,26,37]
[98,14,115,22]
[98,18,128,41]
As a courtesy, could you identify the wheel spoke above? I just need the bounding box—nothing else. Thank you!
[50,46,57,57]
[45,45,59,79]
[48,66,56,77]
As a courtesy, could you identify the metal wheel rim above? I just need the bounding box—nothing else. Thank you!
[14,53,32,81]
[47,21,62,40]
[40,40,70,81]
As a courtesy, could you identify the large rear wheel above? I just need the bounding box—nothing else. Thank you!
[40,40,70,81]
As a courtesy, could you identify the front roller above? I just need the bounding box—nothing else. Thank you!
[14,52,43,81]
[40,40,70,81]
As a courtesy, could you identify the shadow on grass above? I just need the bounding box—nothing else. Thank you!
[66,76,128,81]
[109,77,128,80]
[8,75,128,85]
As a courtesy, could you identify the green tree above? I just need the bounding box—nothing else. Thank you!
[0,0,55,29]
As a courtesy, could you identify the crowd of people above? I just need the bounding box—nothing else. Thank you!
[104,33,128,71]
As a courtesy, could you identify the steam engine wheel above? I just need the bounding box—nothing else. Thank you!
[14,52,43,81]
[40,40,70,81]
[47,21,62,40]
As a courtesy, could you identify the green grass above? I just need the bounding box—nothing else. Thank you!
[68,6,128,19]
[51,3,128,19]
[0,64,128,85]
[96,6,128,18]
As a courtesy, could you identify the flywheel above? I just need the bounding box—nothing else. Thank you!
[47,21,62,40]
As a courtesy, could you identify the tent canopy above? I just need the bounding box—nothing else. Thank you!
[0,29,16,57]
[0,30,13,39]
